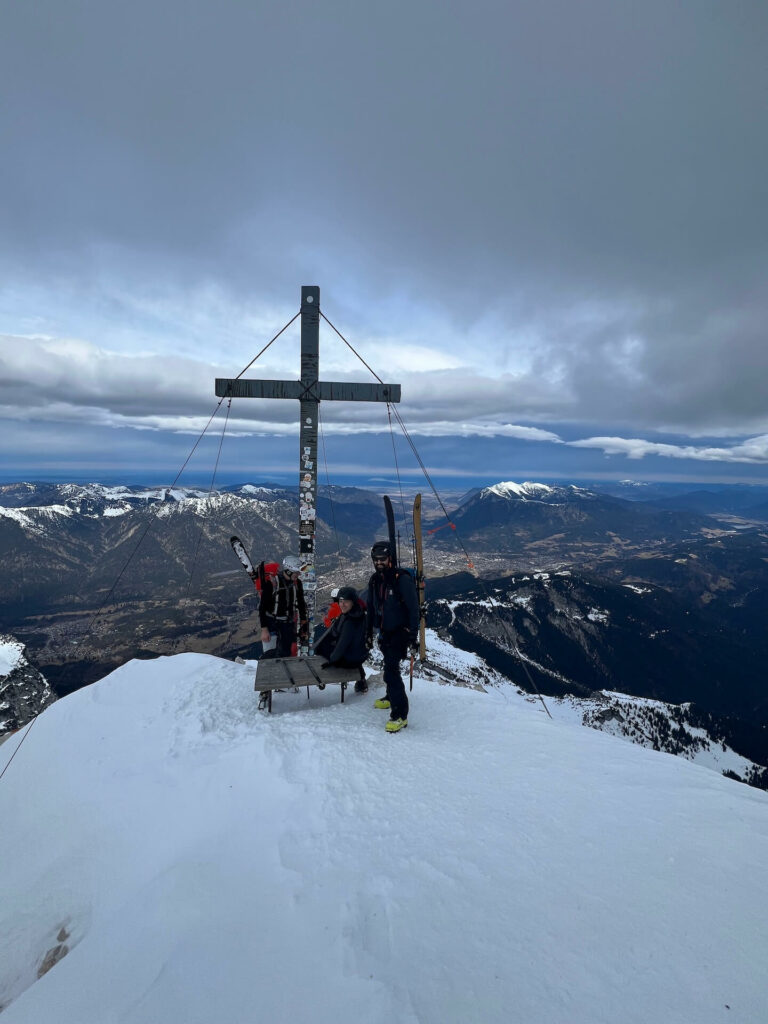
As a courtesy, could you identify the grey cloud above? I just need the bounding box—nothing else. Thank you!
[1,0,767,458]
[3,1,765,293]
[568,434,768,464]
[0,332,575,436]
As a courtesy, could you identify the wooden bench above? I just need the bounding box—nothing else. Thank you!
[253,656,364,712]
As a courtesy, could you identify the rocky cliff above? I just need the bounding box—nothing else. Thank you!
[0,636,56,733]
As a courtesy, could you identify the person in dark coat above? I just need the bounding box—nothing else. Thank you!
[258,555,308,657]
[365,541,419,732]
[315,586,369,692]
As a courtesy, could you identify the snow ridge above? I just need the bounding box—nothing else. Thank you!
[479,480,593,502]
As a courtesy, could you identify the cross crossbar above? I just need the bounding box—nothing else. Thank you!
[215,379,400,403]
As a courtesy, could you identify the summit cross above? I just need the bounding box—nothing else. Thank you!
[215,284,401,648]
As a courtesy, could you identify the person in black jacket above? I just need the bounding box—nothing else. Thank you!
[366,541,419,732]
[258,555,308,657]
[315,586,369,693]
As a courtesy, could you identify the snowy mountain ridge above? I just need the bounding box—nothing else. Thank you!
[479,480,594,503]
[1,646,766,1023]
[0,486,295,533]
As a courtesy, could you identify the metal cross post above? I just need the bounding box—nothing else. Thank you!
[215,285,401,652]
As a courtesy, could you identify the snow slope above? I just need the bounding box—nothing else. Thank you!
[0,639,24,678]
[1,654,767,1024]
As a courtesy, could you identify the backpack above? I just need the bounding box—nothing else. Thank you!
[395,567,414,587]
[253,561,280,595]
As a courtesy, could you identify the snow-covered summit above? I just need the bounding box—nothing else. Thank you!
[483,480,554,500]
[1,651,766,1023]
[234,484,283,497]
[479,480,593,502]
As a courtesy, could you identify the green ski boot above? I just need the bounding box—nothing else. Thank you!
[385,717,408,733]
[374,697,391,710]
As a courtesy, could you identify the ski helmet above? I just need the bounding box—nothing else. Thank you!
[371,540,393,561]
[282,555,303,573]
[337,586,357,602]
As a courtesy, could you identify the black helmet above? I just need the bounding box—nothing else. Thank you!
[371,540,393,561]
[337,586,357,602]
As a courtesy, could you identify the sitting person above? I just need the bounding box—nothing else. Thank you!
[315,586,369,693]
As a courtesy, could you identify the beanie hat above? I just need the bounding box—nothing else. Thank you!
[370,540,393,560]
[337,586,357,602]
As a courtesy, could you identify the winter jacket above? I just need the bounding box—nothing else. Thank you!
[324,601,368,666]
[258,574,307,633]
[366,567,419,640]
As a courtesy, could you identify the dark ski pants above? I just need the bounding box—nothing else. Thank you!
[380,635,409,721]
[314,634,364,677]
[275,620,297,657]
[313,632,334,660]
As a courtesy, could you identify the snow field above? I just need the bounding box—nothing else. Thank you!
[0,652,767,1023]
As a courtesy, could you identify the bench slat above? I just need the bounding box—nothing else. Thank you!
[253,656,362,692]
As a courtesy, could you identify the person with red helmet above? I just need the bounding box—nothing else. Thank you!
[258,555,308,658]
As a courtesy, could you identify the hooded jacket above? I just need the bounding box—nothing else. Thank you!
[325,600,368,666]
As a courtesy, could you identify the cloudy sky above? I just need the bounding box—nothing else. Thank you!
[1,0,767,489]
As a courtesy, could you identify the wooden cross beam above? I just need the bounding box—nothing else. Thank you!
[215,285,401,651]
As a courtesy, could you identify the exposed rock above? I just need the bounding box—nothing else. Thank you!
[592,706,624,725]
[0,635,56,734]
[37,939,69,979]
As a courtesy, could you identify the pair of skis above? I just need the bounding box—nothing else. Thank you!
[230,536,256,577]
[383,494,427,688]
[230,536,304,656]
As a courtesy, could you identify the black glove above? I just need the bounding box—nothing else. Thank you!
[406,631,418,652]
[320,661,331,670]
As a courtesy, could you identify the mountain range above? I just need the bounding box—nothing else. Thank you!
[2,478,768,786]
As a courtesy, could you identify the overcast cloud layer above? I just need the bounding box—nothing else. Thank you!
[1,1,767,486]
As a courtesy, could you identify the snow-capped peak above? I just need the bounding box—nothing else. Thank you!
[482,481,556,500]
